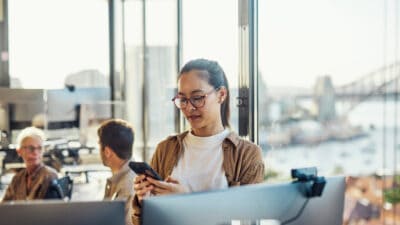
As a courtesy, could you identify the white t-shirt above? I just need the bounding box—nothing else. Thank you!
[171,129,230,192]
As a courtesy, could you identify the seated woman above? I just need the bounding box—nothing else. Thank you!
[132,58,265,224]
[2,127,58,201]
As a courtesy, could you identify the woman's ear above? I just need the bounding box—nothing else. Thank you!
[218,86,228,103]
[16,148,22,157]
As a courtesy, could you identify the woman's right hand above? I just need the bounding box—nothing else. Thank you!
[133,174,154,203]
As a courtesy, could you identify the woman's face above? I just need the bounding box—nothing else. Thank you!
[177,70,224,134]
[17,136,43,169]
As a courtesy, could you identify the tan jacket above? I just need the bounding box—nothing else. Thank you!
[2,164,58,201]
[132,131,265,225]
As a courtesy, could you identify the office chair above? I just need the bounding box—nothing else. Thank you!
[44,176,73,200]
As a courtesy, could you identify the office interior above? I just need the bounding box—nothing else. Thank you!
[0,0,399,224]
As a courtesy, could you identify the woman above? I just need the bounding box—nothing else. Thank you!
[132,58,264,224]
[2,127,58,201]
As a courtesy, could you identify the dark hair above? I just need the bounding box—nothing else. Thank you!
[179,58,230,128]
[97,119,134,160]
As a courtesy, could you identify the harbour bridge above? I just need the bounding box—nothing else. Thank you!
[296,61,400,115]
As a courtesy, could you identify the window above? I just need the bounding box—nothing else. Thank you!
[182,0,239,131]
[259,0,400,224]
[8,0,109,89]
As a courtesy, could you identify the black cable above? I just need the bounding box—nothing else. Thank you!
[281,198,309,225]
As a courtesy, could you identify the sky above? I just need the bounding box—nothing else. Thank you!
[7,0,400,89]
[258,0,398,88]
[182,0,399,89]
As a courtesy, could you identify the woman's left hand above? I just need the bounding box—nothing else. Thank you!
[146,176,189,195]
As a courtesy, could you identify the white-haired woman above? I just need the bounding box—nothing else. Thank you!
[2,127,58,201]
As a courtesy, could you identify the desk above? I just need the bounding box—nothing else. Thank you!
[61,164,110,183]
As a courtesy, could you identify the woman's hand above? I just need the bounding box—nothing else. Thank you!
[147,176,189,195]
[133,174,154,203]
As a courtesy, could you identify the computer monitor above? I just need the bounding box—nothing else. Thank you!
[46,88,111,127]
[0,200,125,225]
[142,176,345,225]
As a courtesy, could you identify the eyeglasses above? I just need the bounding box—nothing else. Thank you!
[172,88,219,109]
[21,145,43,153]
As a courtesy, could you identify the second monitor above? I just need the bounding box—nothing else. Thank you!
[142,176,345,225]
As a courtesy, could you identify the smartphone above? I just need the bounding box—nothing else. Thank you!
[129,161,162,181]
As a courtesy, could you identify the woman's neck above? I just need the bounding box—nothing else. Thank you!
[192,124,225,137]
[26,164,41,175]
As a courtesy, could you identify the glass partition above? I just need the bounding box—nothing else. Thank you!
[122,0,178,161]
[144,0,178,159]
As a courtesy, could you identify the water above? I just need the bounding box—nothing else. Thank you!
[264,99,400,178]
